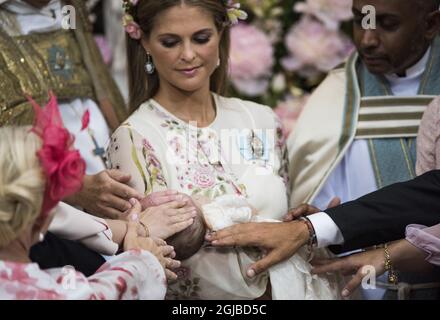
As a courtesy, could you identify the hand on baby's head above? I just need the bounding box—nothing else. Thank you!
[140,190,184,210]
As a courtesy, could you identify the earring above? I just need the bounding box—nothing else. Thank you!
[216,58,221,67]
[39,232,45,242]
[145,52,155,75]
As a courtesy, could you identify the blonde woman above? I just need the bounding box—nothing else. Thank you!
[0,97,176,299]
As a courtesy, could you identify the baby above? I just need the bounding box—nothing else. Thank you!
[157,194,343,300]
[158,194,253,260]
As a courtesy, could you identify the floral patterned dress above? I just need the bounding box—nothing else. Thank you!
[107,94,289,299]
[0,250,166,300]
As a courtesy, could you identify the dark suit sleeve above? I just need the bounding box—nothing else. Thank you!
[325,170,440,253]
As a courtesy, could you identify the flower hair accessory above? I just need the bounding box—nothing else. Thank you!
[122,0,142,40]
[224,0,248,26]
[121,0,248,39]
[27,92,86,217]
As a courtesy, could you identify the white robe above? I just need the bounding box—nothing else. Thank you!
[1,0,110,175]
[0,0,118,254]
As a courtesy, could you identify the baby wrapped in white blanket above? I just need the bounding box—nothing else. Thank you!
[167,194,343,300]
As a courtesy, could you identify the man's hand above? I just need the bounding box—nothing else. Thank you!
[65,169,143,219]
[311,248,386,298]
[206,221,310,277]
[283,197,341,222]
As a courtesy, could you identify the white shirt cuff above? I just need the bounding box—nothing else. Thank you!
[307,212,344,248]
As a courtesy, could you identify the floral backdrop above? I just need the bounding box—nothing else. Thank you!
[89,0,355,138]
[229,0,354,138]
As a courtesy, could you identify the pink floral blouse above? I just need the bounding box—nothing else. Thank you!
[406,224,440,267]
[416,96,440,175]
[0,250,166,300]
[106,94,290,299]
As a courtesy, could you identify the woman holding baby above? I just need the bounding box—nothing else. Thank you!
[107,0,339,300]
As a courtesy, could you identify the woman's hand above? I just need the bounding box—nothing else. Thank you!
[140,190,182,209]
[311,239,430,298]
[311,248,386,298]
[138,200,197,239]
[123,200,181,281]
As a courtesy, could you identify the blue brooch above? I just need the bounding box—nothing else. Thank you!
[238,130,270,162]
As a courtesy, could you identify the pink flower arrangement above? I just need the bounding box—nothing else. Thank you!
[294,0,353,30]
[229,23,274,96]
[282,17,354,77]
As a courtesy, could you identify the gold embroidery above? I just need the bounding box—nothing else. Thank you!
[0,28,95,126]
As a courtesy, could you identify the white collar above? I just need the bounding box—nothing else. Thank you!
[2,0,60,17]
[384,47,431,82]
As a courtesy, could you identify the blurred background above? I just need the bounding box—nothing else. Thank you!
[88,0,354,137]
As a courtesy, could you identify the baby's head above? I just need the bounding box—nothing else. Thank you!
[165,210,207,261]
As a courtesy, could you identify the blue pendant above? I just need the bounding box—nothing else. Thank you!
[238,130,269,162]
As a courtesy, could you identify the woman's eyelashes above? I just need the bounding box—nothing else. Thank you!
[159,34,212,48]
[161,39,179,48]
[193,34,212,44]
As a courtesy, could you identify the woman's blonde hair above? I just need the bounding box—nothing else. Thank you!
[0,126,45,248]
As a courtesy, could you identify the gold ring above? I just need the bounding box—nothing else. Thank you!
[139,221,150,237]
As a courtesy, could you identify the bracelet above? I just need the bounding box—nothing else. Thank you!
[384,243,398,285]
[299,216,317,248]
[139,221,150,238]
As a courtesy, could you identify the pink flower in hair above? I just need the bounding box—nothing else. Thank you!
[28,92,86,216]
[125,21,142,40]
[123,13,142,40]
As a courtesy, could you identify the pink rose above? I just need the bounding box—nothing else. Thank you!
[174,266,191,280]
[125,21,142,40]
[51,150,86,200]
[193,167,215,188]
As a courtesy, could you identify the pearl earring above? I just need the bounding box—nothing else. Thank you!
[145,52,155,75]
[39,233,45,242]
[217,58,221,67]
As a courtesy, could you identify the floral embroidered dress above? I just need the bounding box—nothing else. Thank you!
[107,94,290,299]
[0,250,166,300]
